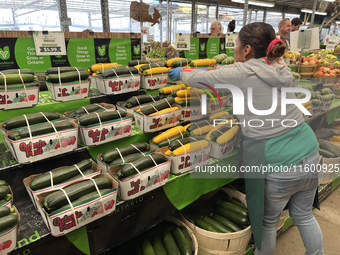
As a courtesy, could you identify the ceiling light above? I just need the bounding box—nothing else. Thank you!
[324,0,335,2]
[231,0,275,8]
[301,9,327,16]
[336,21,340,24]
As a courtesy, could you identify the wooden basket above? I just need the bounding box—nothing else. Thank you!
[328,59,337,65]
[314,75,336,88]
[332,86,340,99]
[298,64,316,74]
[166,216,198,255]
[300,73,314,79]
[180,187,252,255]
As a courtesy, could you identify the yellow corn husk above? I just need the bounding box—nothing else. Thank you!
[149,107,179,116]
[143,67,169,76]
[190,59,217,67]
[209,111,229,120]
[159,84,186,94]
[153,126,186,144]
[216,125,239,145]
[171,140,210,155]
[190,125,213,136]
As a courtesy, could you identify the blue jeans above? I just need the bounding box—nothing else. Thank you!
[254,151,324,255]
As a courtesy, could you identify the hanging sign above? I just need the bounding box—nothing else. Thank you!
[141,27,149,35]
[225,33,237,48]
[33,31,66,56]
[175,33,190,50]
[324,35,339,45]
[147,35,154,43]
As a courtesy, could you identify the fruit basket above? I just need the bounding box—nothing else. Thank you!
[333,85,340,98]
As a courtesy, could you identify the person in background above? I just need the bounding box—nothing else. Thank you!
[291,17,303,32]
[210,21,222,35]
[277,18,291,50]
[168,22,324,255]
[228,20,236,32]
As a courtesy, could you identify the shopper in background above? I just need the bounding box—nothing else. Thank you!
[227,20,236,32]
[277,18,291,50]
[210,21,222,35]
[169,22,324,255]
[291,17,303,32]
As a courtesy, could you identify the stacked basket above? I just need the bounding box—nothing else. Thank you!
[298,65,316,79]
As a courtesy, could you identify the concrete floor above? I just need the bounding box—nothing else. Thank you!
[274,186,340,255]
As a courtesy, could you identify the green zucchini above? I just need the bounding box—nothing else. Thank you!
[126,95,160,108]
[180,120,191,126]
[0,206,11,217]
[190,216,219,232]
[138,97,175,115]
[151,235,167,255]
[118,154,168,179]
[60,169,96,185]
[296,93,307,99]
[75,107,114,118]
[1,69,34,75]
[176,98,201,107]
[0,187,10,200]
[214,199,248,217]
[141,238,156,255]
[171,227,191,255]
[139,63,165,72]
[318,139,340,157]
[95,65,124,75]
[101,67,138,78]
[168,137,203,151]
[210,126,230,142]
[311,99,322,107]
[223,196,248,211]
[321,88,333,95]
[0,81,39,89]
[318,149,335,158]
[75,103,105,115]
[78,110,127,126]
[171,59,191,68]
[162,230,180,255]
[0,214,18,232]
[4,112,61,130]
[45,71,89,83]
[110,153,145,165]
[8,132,19,140]
[0,74,34,85]
[42,177,112,213]
[101,143,150,163]
[0,181,8,187]
[156,132,190,147]
[210,213,242,232]
[128,60,154,67]
[29,159,94,191]
[215,207,249,226]
[179,226,192,251]
[14,121,74,140]
[202,216,233,233]
[135,243,143,255]
[323,94,335,101]
[187,120,212,132]
[45,67,86,74]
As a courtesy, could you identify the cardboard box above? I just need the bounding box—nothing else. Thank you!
[206,136,237,160]
[0,86,39,110]
[64,103,116,121]
[3,120,78,164]
[107,152,171,200]
[226,93,233,107]
[141,74,167,90]
[134,107,181,133]
[0,186,13,209]
[23,162,102,211]
[95,74,140,95]
[207,96,228,114]
[76,114,133,146]
[89,76,97,89]
[36,173,118,236]
[0,206,19,255]
[116,101,153,116]
[46,79,90,102]
[97,144,157,172]
[159,144,211,175]
[0,113,67,138]
[179,105,203,121]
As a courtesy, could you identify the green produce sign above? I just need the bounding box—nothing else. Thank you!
[184,38,199,60]
[0,37,141,72]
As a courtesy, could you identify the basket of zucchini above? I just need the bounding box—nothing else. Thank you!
[0,181,12,207]
[0,206,19,252]
[158,84,187,98]
[133,216,198,255]
[107,153,170,200]
[64,103,116,120]
[180,187,252,254]
[96,143,156,171]
[0,69,38,90]
[117,95,160,114]
[151,126,189,148]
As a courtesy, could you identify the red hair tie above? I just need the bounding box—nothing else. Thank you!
[267,38,284,52]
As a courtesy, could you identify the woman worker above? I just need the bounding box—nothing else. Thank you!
[169,22,324,255]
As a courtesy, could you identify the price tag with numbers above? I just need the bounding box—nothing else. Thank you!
[33,31,66,56]
[225,33,238,48]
